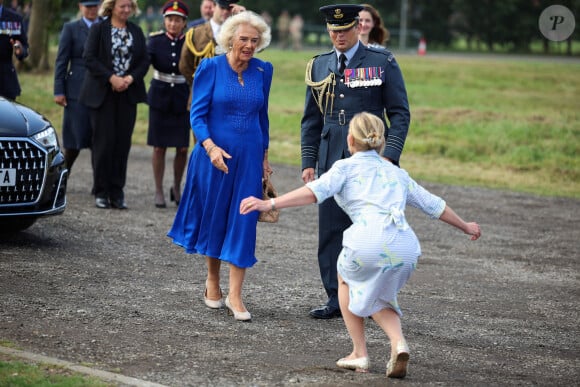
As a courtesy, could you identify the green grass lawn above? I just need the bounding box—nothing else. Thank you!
[17,49,580,198]
[0,354,109,387]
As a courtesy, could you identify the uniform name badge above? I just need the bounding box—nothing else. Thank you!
[344,67,383,88]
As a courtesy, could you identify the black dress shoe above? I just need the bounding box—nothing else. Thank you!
[170,187,180,206]
[309,305,341,319]
[110,198,128,209]
[95,197,110,209]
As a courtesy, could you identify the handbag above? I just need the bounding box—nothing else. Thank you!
[258,175,280,223]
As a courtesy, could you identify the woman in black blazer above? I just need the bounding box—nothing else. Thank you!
[80,0,149,209]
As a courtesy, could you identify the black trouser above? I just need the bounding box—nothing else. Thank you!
[90,90,136,201]
[317,196,351,309]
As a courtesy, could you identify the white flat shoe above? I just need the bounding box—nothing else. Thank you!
[336,356,370,372]
[225,296,251,322]
[203,282,224,309]
[387,340,409,378]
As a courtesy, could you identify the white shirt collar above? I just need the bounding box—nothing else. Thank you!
[210,18,221,41]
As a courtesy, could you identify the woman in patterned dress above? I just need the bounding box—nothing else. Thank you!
[240,112,481,378]
[168,11,272,322]
[80,0,149,209]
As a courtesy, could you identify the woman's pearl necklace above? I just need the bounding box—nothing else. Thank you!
[227,53,246,85]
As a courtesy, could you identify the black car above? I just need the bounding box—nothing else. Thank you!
[0,97,68,232]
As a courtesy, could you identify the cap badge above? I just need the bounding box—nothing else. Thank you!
[172,1,179,10]
[334,9,344,20]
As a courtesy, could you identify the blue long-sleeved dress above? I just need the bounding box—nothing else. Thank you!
[168,54,273,268]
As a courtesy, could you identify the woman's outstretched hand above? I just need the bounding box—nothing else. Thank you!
[464,222,481,240]
[240,196,268,215]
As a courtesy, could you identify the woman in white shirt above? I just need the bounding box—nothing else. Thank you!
[240,112,481,379]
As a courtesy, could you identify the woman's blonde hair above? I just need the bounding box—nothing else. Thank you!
[348,112,385,153]
[99,0,141,18]
[217,11,271,52]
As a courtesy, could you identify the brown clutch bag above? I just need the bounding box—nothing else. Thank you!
[258,176,280,223]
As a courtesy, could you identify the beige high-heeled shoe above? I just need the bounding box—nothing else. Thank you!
[336,356,370,372]
[386,340,410,378]
[203,281,224,309]
[225,296,251,322]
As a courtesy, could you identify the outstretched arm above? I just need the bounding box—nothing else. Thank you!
[240,186,317,215]
[439,205,481,240]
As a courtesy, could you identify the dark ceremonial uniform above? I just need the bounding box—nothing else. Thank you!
[0,5,28,99]
[54,16,100,150]
[147,30,190,147]
[302,40,410,314]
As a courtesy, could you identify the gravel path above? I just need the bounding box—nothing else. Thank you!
[1,145,578,386]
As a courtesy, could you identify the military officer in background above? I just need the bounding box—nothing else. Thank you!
[187,0,214,29]
[0,0,28,100]
[178,0,245,107]
[54,0,101,172]
[146,0,190,208]
[301,4,411,319]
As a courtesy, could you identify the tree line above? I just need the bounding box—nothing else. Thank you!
[21,0,578,71]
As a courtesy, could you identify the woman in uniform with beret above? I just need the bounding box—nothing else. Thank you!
[147,0,190,208]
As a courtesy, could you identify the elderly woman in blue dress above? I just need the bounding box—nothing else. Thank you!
[240,112,481,378]
[168,11,273,322]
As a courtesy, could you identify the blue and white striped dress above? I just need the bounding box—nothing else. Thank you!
[307,150,446,317]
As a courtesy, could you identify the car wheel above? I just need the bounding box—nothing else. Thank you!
[0,217,37,233]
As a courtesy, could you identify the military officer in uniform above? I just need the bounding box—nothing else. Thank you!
[54,0,101,172]
[147,0,190,208]
[0,0,28,100]
[301,4,411,319]
[178,0,245,107]
[187,0,214,29]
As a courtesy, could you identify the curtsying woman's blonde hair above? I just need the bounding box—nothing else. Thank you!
[348,112,386,154]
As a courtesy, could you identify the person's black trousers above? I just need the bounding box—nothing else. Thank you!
[90,90,136,201]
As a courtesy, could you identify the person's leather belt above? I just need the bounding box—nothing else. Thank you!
[153,70,186,84]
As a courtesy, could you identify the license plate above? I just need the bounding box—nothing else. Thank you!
[0,168,16,187]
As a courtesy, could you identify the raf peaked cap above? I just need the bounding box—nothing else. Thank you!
[319,4,364,31]
[162,0,189,18]
[214,0,239,8]
[79,1,100,6]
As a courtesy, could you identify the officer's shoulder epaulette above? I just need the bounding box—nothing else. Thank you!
[309,50,333,63]
[149,30,164,37]
[315,50,335,58]
[366,46,395,62]
[365,45,389,55]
